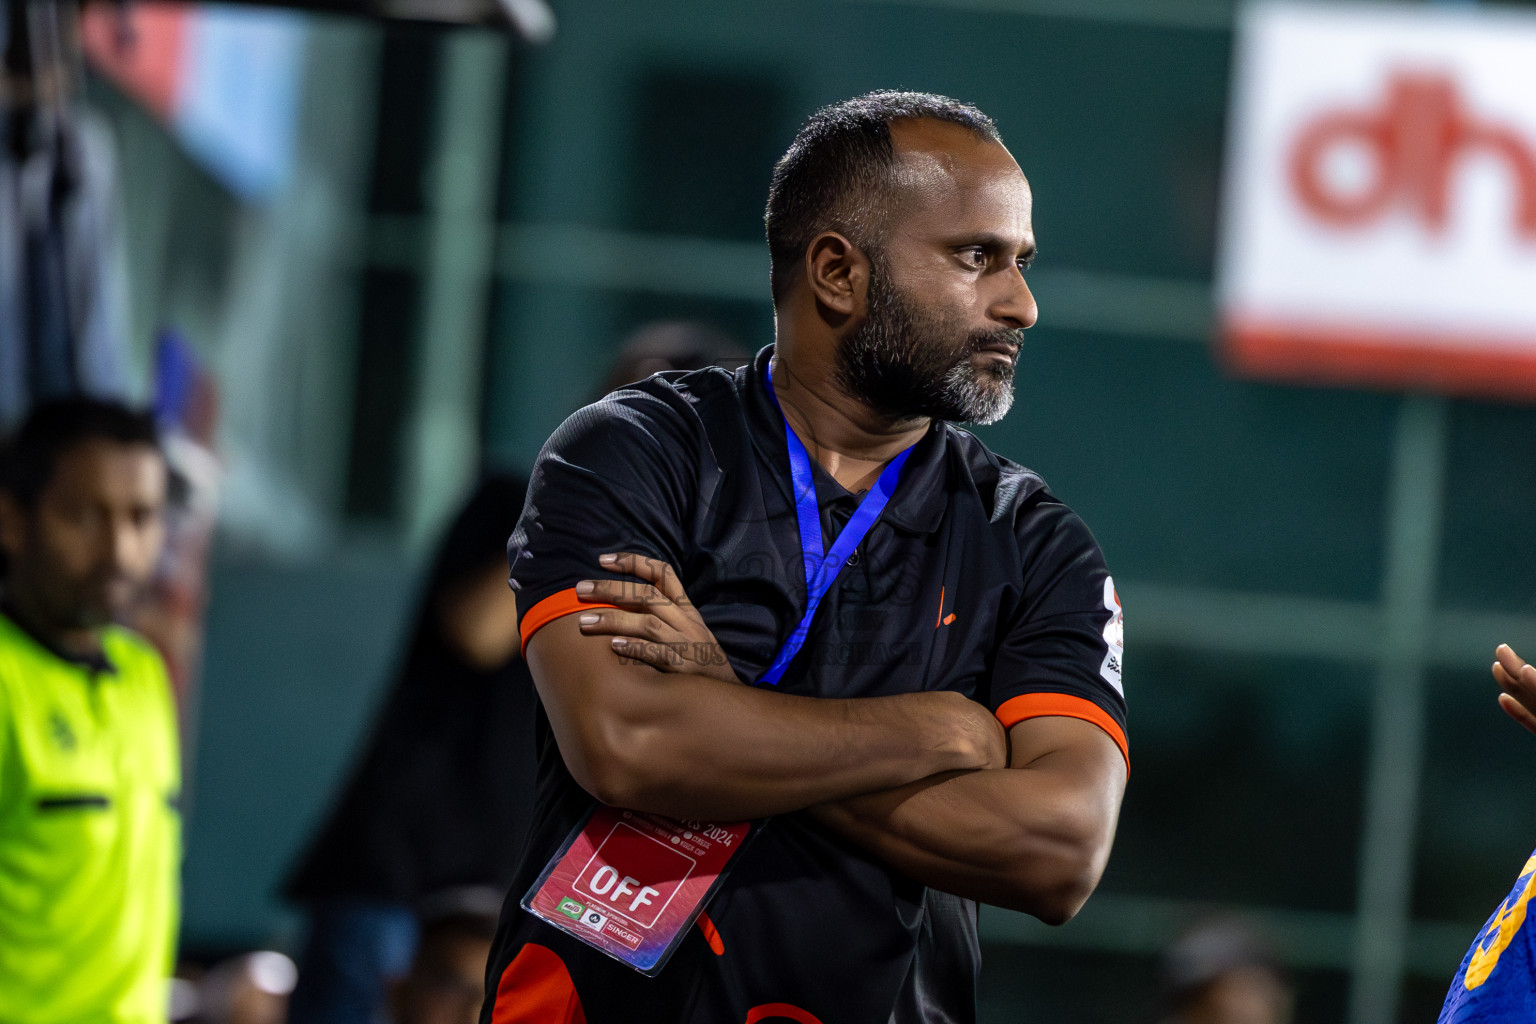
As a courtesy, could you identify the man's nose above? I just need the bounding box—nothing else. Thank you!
[992,270,1039,331]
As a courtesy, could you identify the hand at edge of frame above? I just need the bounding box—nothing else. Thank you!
[1494,643,1536,736]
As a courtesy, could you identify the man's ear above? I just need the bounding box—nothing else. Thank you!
[804,232,872,318]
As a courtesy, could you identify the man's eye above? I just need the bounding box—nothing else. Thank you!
[963,248,987,267]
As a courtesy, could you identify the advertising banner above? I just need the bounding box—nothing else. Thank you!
[82,3,305,201]
[1219,3,1536,399]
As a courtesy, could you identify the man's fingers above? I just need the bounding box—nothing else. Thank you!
[1495,662,1517,690]
[576,578,695,634]
[1495,644,1534,683]
[598,552,691,606]
[1499,692,1536,737]
[579,578,664,609]
[1492,644,1536,734]
[610,635,685,670]
[576,608,677,644]
[1494,645,1536,698]
[654,562,689,605]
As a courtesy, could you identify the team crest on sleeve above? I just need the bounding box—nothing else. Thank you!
[1438,848,1536,1022]
[1465,853,1536,991]
[1100,577,1124,696]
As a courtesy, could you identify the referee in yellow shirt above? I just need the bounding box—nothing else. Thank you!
[0,398,178,1024]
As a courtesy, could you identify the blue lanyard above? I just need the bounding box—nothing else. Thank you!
[759,362,915,685]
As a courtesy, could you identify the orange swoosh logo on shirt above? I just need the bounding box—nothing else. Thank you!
[935,586,957,627]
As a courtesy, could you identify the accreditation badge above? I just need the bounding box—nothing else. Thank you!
[522,805,761,975]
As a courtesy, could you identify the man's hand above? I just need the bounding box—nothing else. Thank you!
[572,553,1121,922]
[575,553,1011,778]
[807,717,1124,923]
[1494,643,1536,735]
[573,552,739,685]
[526,556,1007,820]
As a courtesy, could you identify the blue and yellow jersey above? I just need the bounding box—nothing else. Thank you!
[1439,849,1536,1022]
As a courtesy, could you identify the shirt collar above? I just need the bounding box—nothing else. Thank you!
[0,602,119,676]
[741,344,951,536]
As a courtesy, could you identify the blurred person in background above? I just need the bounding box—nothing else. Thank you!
[597,319,749,397]
[283,474,534,1024]
[387,889,502,1024]
[185,951,299,1024]
[1157,919,1293,1024]
[1436,643,1536,1022]
[284,323,749,1024]
[0,398,178,1024]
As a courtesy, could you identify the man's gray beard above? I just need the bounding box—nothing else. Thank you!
[937,354,1014,425]
[834,267,1018,425]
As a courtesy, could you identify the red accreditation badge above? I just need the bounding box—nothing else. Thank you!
[522,805,759,975]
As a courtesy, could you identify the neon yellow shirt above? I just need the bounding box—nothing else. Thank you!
[0,611,180,1024]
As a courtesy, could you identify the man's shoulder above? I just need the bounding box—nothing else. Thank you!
[941,424,1053,522]
[100,627,172,686]
[100,624,164,662]
[0,620,169,716]
[0,615,67,681]
[541,366,747,468]
[940,425,1105,565]
[101,630,179,746]
[0,617,28,706]
[594,365,744,428]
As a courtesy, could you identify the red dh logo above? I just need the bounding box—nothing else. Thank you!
[1289,70,1536,239]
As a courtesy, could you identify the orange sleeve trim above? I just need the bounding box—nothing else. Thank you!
[996,692,1129,770]
[746,1006,827,1024]
[695,910,724,955]
[519,588,620,656]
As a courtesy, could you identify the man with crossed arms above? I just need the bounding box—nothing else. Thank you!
[482,91,1128,1024]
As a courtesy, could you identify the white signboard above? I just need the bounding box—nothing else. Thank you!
[1218,2,1536,399]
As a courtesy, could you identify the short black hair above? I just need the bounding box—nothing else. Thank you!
[0,397,161,508]
[764,90,1002,302]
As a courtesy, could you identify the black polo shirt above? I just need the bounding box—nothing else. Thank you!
[483,345,1126,1024]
